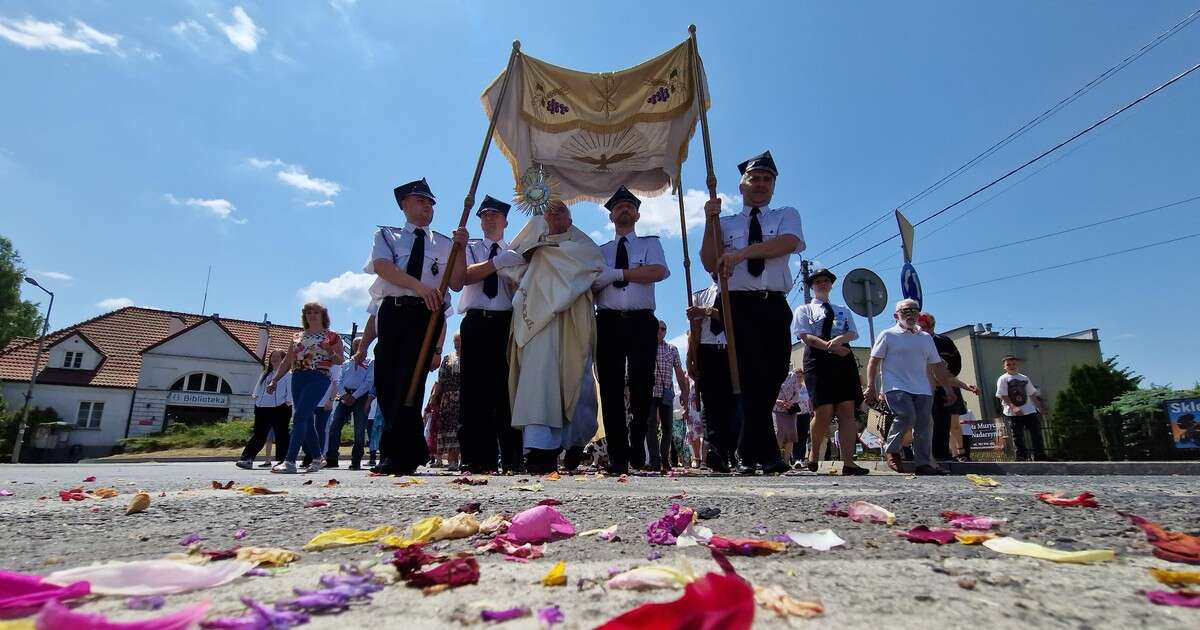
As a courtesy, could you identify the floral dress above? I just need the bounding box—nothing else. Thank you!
[434,353,462,460]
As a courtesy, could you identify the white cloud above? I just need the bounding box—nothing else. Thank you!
[298,271,373,306]
[667,332,689,361]
[0,17,122,54]
[165,193,245,223]
[596,189,742,238]
[96,297,134,310]
[306,200,335,207]
[248,157,342,199]
[213,6,264,53]
[170,19,207,39]
[587,230,605,242]
[37,271,73,281]
[277,165,340,197]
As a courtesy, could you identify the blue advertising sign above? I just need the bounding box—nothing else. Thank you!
[1164,397,1200,449]
[900,263,922,309]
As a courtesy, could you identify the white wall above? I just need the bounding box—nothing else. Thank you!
[46,334,102,371]
[0,381,133,450]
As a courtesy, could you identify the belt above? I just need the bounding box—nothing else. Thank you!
[466,308,513,319]
[701,343,728,350]
[730,290,786,300]
[385,295,429,308]
[596,308,653,318]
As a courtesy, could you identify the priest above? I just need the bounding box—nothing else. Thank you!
[500,199,606,473]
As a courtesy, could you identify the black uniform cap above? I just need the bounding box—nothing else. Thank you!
[804,267,837,285]
[476,195,511,217]
[604,185,642,211]
[737,150,778,177]
[393,178,436,207]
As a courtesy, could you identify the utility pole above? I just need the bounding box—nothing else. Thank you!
[12,278,54,464]
[800,258,812,303]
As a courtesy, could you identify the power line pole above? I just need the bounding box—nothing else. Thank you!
[800,259,812,303]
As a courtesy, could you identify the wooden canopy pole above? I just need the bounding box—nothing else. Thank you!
[405,40,522,406]
[688,24,741,397]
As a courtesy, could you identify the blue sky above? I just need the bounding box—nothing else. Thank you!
[3,1,1199,389]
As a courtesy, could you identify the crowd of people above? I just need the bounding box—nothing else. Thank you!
[235,149,1051,477]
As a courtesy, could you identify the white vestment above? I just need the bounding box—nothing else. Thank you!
[499,216,604,447]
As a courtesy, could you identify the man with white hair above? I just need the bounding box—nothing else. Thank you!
[864,298,974,475]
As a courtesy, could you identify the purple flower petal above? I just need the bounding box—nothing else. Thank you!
[481,606,530,622]
[200,596,309,629]
[243,568,270,577]
[536,605,564,628]
[179,533,203,546]
[233,528,248,540]
[279,591,352,612]
[124,594,165,610]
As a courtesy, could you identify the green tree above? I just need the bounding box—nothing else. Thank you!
[0,236,45,349]
[1052,358,1141,460]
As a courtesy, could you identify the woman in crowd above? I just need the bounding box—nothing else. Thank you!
[684,378,704,468]
[792,268,869,476]
[428,332,463,471]
[774,365,811,468]
[236,349,292,470]
[266,302,344,474]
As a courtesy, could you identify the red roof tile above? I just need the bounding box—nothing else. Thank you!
[0,307,303,389]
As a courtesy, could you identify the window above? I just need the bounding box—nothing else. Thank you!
[63,352,83,369]
[76,401,104,429]
[171,373,232,394]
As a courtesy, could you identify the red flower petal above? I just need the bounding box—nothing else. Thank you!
[597,572,754,630]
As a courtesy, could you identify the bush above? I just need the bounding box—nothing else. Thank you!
[0,405,62,460]
[121,418,255,453]
[1052,358,1140,460]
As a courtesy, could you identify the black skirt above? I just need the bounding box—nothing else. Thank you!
[803,345,862,407]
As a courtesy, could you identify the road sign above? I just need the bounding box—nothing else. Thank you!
[843,268,887,342]
[900,263,922,309]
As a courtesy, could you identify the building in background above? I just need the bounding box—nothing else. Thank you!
[790,324,1103,451]
[0,307,302,460]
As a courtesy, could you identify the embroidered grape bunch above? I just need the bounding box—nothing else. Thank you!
[646,86,671,104]
[545,98,569,114]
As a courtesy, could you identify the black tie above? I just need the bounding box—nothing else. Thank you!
[747,207,764,277]
[613,236,629,288]
[820,301,835,341]
[483,242,500,299]
[709,300,724,336]
[407,228,425,280]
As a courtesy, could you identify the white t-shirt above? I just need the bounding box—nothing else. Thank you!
[870,324,941,396]
[995,372,1039,416]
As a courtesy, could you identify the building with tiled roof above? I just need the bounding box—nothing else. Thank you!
[0,307,305,459]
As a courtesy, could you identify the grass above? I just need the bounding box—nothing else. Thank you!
[120,419,355,454]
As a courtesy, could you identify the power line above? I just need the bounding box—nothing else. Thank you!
[927,231,1200,296]
[878,193,1200,270]
[800,7,1200,268]
[826,60,1200,270]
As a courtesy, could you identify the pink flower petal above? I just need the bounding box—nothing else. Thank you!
[36,599,209,630]
[0,570,90,620]
[1145,590,1200,608]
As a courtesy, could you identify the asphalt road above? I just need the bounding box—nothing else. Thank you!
[1,462,1197,629]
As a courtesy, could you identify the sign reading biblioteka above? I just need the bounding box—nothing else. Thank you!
[166,391,229,407]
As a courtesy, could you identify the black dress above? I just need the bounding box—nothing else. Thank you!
[802,301,862,407]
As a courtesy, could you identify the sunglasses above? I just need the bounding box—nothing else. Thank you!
[898,308,920,315]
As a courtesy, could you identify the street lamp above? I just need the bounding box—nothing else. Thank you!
[10,277,54,464]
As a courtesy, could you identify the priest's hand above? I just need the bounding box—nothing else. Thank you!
[416,285,442,311]
[717,251,744,277]
[686,305,707,322]
[492,249,525,269]
[704,197,721,218]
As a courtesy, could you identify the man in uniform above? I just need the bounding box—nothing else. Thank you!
[700,151,804,475]
[323,338,374,470]
[592,186,669,473]
[686,275,736,472]
[458,195,525,474]
[362,178,467,475]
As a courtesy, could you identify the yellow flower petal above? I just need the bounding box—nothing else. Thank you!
[236,547,300,566]
[982,536,1114,564]
[966,474,1000,487]
[754,585,824,618]
[607,561,697,590]
[954,532,997,545]
[1149,567,1200,587]
[541,560,567,587]
[302,525,394,551]
[432,513,480,541]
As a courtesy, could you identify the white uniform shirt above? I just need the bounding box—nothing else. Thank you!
[458,237,515,312]
[363,222,453,302]
[869,324,941,396]
[718,205,805,292]
[793,298,858,341]
[594,230,669,310]
[692,284,727,345]
[253,370,292,407]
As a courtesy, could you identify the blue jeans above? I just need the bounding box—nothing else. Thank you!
[325,397,370,464]
[286,369,331,463]
[883,390,933,467]
[369,407,384,453]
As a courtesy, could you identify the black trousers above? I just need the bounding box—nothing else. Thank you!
[595,309,657,469]
[793,412,812,462]
[240,404,291,462]
[729,291,792,467]
[648,395,673,468]
[931,391,954,461]
[459,309,521,472]
[1011,412,1047,460]
[375,297,443,473]
[697,344,737,462]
